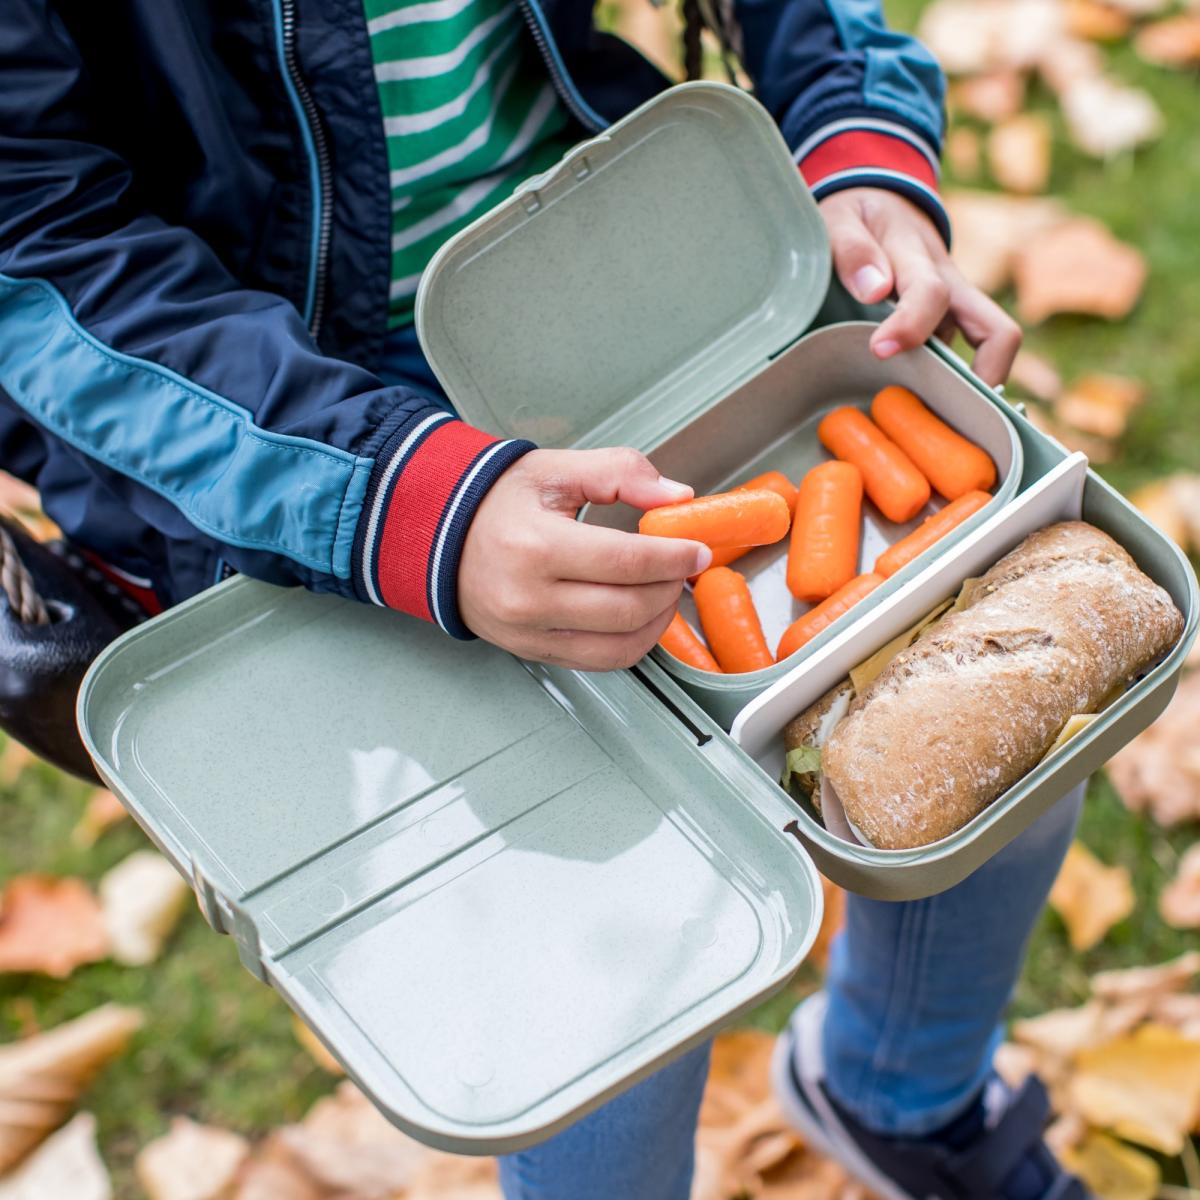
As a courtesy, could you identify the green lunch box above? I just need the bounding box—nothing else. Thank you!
[76,82,1197,1154]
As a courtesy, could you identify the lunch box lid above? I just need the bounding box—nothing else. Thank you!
[77,584,823,1153]
[415,82,831,449]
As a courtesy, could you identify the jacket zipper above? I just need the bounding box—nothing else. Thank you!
[515,0,608,133]
[279,0,333,341]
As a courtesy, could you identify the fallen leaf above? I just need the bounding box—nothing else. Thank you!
[951,71,1027,122]
[919,0,1065,74]
[1049,842,1135,951]
[1059,1129,1159,1200]
[1014,218,1147,323]
[945,191,1067,293]
[706,1030,776,1111]
[71,790,129,848]
[1061,77,1164,158]
[1066,0,1133,40]
[1024,404,1117,462]
[278,1081,432,1198]
[1010,350,1063,403]
[1055,374,1146,439]
[407,1153,505,1200]
[291,1016,344,1076]
[0,876,109,978]
[988,114,1053,194]
[0,1113,110,1200]
[1108,672,1200,827]
[228,1136,323,1200]
[945,127,982,180]
[1013,1001,1109,1060]
[0,1005,142,1173]
[98,851,189,966]
[1091,952,1200,1003]
[1044,1110,1087,1157]
[994,1041,1041,1088]
[1128,478,1192,549]
[1101,0,1172,16]
[1038,38,1106,94]
[1160,843,1200,929]
[1148,993,1200,1041]
[0,742,35,789]
[135,1118,250,1200]
[1068,1025,1200,1154]
[1135,13,1200,66]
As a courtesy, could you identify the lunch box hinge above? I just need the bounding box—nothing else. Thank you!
[191,860,271,983]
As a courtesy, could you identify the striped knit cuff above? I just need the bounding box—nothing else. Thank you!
[796,118,952,247]
[354,407,535,638]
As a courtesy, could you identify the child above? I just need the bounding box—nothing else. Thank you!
[0,1,1079,1195]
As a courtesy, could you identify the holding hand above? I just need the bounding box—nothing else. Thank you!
[459,447,711,670]
[820,188,1022,386]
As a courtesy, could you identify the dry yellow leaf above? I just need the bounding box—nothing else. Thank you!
[227,1136,323,1200]
[1135,13,1200,66]
[1056,375,1146,439]
[0,1113,111,1200]
[918,0,1065,74]
[1024,405,1117,463]
[951,71,1027,122]
[1058,1130,1159,1200]
[1013,1001,1108,1060]
[1068,1025,1200,1154]
[1061,77,1164,158]
[1091,951,1200,1004]
[944,191,1067,294]
[988,115,1052,194]
[945,127,982,181]
[1160,843,1200,930]
[1014,218,1147,324]
[98,851,189,966]
[1010,350,1063,404]
[1108,671,1200,827]
[1066,0,1132,40]
[71,790,129,849]
[1038,37,1105,94]
[135,1118,250,1200]
[291,1016,344,1076]
[1128,479,1190,549]
[1149,993,1200,1041]
[0,741,35,789]
[1049,843,1135,951]
[0,1005,142,1173]
[0,876,110,979]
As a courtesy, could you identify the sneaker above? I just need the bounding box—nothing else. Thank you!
[771,994,1091,1200]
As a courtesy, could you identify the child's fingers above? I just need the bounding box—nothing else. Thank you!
[538,579,683,634]
[870,236,952,359]
[521,606,677,672]
[947,277,1023,386]
[537,446,692,513]
[821,194,894,304]
[551,521,711,584]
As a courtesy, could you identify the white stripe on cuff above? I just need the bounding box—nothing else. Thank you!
[793,117,941,176]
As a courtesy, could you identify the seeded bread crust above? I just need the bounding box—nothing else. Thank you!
[822,522,1185,850]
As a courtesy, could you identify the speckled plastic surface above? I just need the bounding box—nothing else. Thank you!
[77,587,822,1153]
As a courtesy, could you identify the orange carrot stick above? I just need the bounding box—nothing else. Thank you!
[658,611,722,673]
[639,488,790,550]
[787,461,863,603]
[776,572,885,661]
[693,567,774,674]
[817,407,931,524]
[871,386,997,501]
[697,470,799,573]
[874,490,992,578]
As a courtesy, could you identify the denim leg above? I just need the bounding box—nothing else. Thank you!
[498,1042,711,1200]
[819,784,1085,1136]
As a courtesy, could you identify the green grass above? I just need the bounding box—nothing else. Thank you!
[2,10,1198,1197]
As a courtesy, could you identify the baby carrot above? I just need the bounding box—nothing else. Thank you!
[693,567,774,673]
[817,407,930,524]
[872,386,997,500]
[874,490,992,578]
[639,488,789,550]
[776,572,885,661]
[658,611,722,673]
[701,470,799,572]
[787,461,863,603]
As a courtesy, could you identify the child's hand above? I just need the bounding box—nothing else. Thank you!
[459,448,712,670]
[819,188,1022,386]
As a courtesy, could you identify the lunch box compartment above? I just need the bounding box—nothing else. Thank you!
[731,451,1199,900]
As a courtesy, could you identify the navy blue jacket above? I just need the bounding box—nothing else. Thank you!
[0,0,945,634]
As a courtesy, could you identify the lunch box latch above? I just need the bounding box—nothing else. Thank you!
[191,857,270,983]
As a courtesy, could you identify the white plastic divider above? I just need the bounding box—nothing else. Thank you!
[730,452,1090,776]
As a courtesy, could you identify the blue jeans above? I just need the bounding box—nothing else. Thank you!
[377,326,1083,1200]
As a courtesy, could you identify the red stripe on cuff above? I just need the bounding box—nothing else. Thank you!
[799,129,938,193]
[374,420,501,618]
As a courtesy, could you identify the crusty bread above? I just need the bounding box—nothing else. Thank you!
[822,522,1184,850]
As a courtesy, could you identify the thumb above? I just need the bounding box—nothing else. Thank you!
[824,197,894,304]
[556,447,694,512]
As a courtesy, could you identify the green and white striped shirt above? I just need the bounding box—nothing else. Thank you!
[364,0,578,326]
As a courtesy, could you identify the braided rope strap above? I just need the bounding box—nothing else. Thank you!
[0,521,50,626]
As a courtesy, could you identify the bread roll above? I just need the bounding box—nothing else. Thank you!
[822,522,1184,849]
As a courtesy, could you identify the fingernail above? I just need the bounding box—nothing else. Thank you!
[872,338,901,360]
[853,265,887,301]
[657,476,692,500]
[693,545,713,575]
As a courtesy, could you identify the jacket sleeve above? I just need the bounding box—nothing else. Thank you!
[0,0,531,637]
[727,0,950,243]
